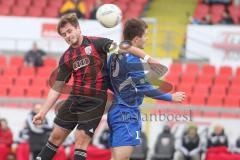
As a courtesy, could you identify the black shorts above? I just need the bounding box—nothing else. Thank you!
[54,94,107,137]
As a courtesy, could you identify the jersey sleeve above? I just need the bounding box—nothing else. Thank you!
[56,55,72,83]
[94,37,113,54]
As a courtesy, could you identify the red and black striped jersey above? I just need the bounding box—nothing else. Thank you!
[56,36,113,97]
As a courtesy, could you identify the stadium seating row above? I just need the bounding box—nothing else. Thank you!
[0,54,239,107]
[0,0,147,19]
[194,1,240,24]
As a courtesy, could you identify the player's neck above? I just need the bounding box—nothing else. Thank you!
[71,36,83,48]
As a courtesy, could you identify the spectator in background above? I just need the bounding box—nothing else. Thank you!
[151,125,175,160]
[204,0,231,5]
[0,118,13,160]
[174,125,201,160]
[98,127,110,149]
[219,10,233,24]
[26,104,52,160]
[207,125,228,148]
[130,131,148,160]
[24,42,46,67]
[201,13,212,25]
[89,0,102,19]
[230,136,240,153]
[59,0,86,19]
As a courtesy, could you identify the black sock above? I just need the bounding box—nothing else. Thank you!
[36,141,59,160]
[74,149,87,160]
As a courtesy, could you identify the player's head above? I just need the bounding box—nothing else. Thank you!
[123,18,148,49]
[57,13,81,46]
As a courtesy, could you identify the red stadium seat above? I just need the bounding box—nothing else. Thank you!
[15,0,32,7]
[0,76,14,86]
[31,78,48,87]
[16,143,30,160]
[26,87,43,98]
[210,4,225,24]
[197,74,214,85]
[8,87,26,97]
[211,4,225,15]
[236,67,240,76]
[228,5,240,24]
[1,0,16,7]
[27,7,43,17]
[180,73,197,85]
[176,84,193,95]
[194,4,209,20]
[0,55,7,67]
[32,0,47,8]
[224,96,239,108]
[43,7,59,18]
[53,146,67,160]
[193,84,210,95]
[37,67,54,78]
[49,0,64,9]
[0,144,11,160]
[207,95,224,107]
[189,94,206,106]
[210,85,227,97]
[12,6,27,16]
[164,74,180,87]
[214,76,230,87]
[0,5,11,15]
[211,14,222,24]
[231,76,240,87]
[15,77,32,88]
[102,0,115,4]
[185,63,199,74]
[44,57,57,67]
[219,66,232,77]
[19,66,35,75]
[9,56,24,67]
[228,85,240,96]
[0,86,8,96]
[201,64,216,76]
[2,67,19,76]
[42,87,50,98]
[169,63,182,74]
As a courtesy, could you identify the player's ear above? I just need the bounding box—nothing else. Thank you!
[132,36,139,43]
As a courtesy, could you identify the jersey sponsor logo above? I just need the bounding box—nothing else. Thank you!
[73,58,90,71]
[84,46,92,55]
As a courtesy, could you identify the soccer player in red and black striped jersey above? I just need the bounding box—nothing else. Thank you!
[33,13,161,160]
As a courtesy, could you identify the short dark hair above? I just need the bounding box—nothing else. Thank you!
[57,13,79,35]
[123,18,148,41]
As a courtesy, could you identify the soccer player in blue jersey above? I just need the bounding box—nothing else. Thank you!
[107,18,186,160]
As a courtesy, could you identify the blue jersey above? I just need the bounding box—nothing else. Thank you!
[108,53,172,108]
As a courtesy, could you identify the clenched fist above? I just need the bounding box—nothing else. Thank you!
[32,112,46,126]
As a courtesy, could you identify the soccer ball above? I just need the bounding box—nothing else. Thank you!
[96,4,122,28]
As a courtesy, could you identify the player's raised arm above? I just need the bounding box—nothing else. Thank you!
[32,81,65,126]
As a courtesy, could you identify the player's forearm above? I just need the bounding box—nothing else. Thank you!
[40,81,65,115]
[40,89,61,115]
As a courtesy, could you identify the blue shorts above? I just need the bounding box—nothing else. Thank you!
[107,104,142,147]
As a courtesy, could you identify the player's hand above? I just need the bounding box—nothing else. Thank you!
[147,57,168,78]
[172,92,186,102]
[33,111,46,126]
